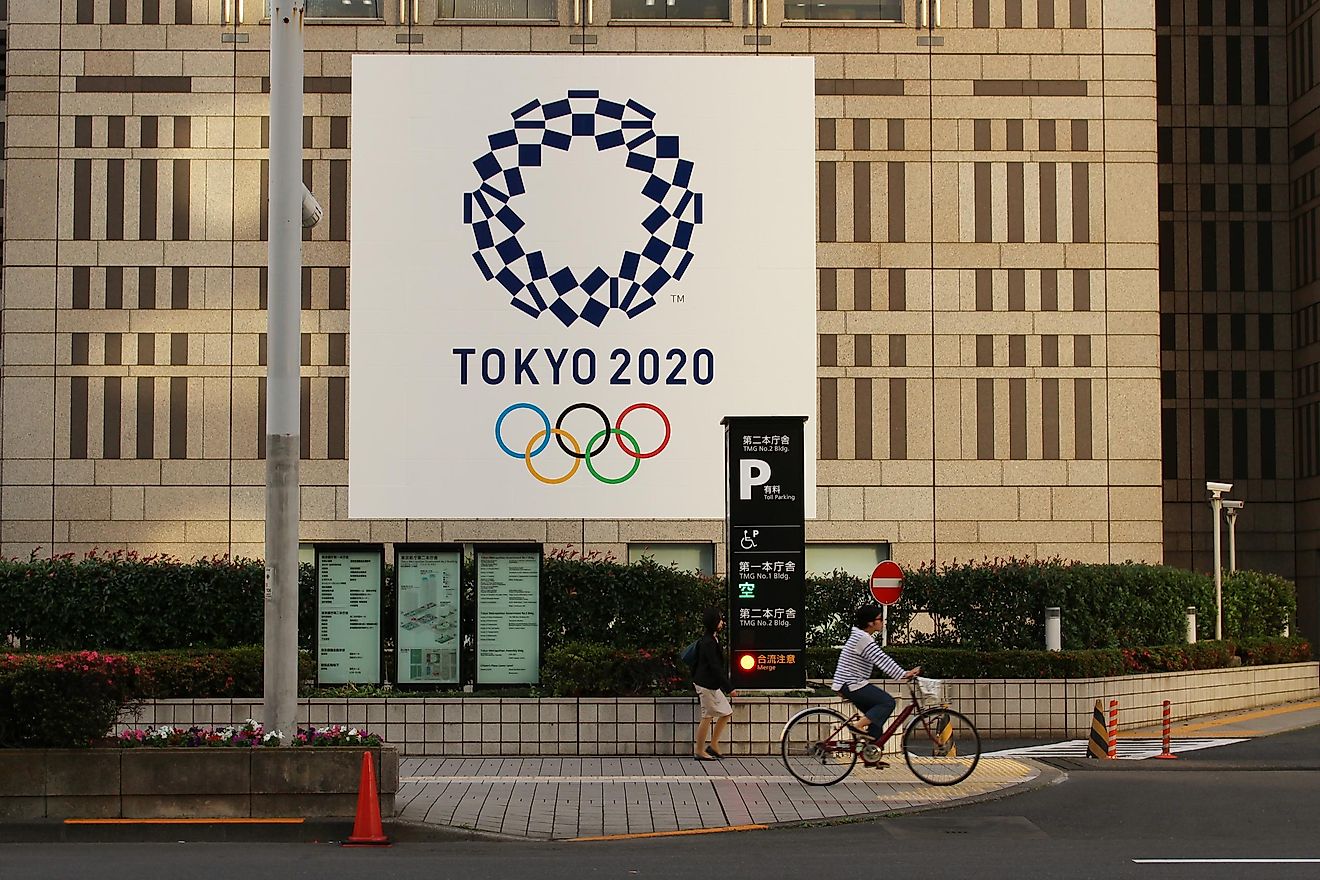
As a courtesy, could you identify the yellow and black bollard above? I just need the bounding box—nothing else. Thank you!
[1086,699,1110,759]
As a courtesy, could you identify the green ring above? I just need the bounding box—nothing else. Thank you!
[584,428,642,484]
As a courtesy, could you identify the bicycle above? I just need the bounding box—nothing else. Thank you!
[780,677,981,786]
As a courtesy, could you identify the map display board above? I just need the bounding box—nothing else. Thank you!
[395,544,464,686]
[315,544,384,685]
[475,546,542,685]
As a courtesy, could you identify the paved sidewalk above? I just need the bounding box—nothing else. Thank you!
[1123,697,1320,739]
[395,755,1045,840]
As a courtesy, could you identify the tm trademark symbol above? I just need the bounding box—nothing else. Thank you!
[671,294,685,303]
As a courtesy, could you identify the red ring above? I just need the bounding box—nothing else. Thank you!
[614,403,671,459]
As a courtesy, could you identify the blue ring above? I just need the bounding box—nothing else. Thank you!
[495,403,551,459]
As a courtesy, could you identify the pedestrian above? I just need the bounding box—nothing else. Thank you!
[692,607,734,761]
[832,604,920,743]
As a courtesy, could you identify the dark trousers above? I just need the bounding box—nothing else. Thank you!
[844,684,896,738]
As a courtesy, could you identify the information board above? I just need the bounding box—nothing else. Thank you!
[395,545,463,686]
[475,546,542,685]
[724,417,807,689]
[315,545,384,685]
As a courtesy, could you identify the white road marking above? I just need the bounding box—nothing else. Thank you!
[985,737,1246,760]
[1132,859,1320,864]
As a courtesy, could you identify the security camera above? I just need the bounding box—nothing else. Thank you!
[301,185,323,229]
[1222,500,1244,510]
[1205,481,1233,495]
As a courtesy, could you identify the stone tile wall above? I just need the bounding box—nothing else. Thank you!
[116,662,1320,755]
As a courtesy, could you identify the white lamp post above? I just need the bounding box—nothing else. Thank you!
[264,0,310,746]
[1222,500,1243,574]
[1206,481,1232,641]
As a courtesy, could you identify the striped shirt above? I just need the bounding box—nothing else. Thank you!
[831,627,907,692]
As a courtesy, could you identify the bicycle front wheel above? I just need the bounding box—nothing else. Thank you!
[902,707,981,785]
[781,708,859,786]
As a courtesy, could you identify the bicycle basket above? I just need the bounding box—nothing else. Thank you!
[916,677,943,702]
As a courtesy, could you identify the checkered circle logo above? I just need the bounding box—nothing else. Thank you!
[463,91,703,328]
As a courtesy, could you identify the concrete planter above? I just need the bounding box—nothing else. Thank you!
[0,747,397,821]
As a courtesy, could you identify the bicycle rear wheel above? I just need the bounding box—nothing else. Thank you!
[781,708,858,786]
[902,707,981,785]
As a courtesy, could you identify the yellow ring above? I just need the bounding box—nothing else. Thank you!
[525,429,582,485]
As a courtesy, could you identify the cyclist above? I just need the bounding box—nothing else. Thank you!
[831,604,921,741]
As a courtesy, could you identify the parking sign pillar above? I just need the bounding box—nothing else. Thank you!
[724,416,808,690]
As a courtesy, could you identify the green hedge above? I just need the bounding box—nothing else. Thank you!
[807,559,1297,651]
[542,552,724,651]
[125,647,316,698]
[804,637,1308,680]
[0,651,141,747]
[0,552,1300,658]
[540,642,686,697]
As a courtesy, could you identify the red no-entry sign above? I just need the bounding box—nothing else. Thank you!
[870,560,904,605]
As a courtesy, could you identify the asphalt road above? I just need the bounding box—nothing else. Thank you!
[6,725,1320,880]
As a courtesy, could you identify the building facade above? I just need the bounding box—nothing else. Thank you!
[5,4,1299,628]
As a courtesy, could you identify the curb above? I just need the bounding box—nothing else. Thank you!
[0,817,477,845]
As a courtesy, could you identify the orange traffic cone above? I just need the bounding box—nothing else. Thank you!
[342,750,390,847]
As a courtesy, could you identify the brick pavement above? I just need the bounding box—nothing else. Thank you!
[396,755,1044,840]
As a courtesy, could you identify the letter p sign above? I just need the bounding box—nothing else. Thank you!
[739,459,771,500]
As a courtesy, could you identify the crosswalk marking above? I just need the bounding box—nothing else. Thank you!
[985,737,1246,760]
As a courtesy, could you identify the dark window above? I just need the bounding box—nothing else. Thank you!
[1259,221,1275,290]
[1233,409,1249,478]
[1258,185,1272,212]
[1227,38,1242,105]
[1204,370,1220,398]
[1202,221,1218,290]
[1160,221,1175,290]
[1200,127,1216,162]
[1162,409,1179,479]
[1157,35,1172,105]
[1159,183,1173,212]
[1256,127,1271,163]
[1158,127,1173,163]
[1161,313,1176,350]
[1230,222,1245,291]
[1232,371,1247,397]
[1229,184,1244,211]
[1203,314,1219,350]
[1162,370,1177,399]
[1231,313,1247,349]
[1252,36,1270,106]
[1260,314,1274,350]
[1261,409,1276,478]
[1261,371,1275,398]
[1204,409,1221,480]
[1202,183,1216,211]
[1228,127,1243,162]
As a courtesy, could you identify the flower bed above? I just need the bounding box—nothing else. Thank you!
[114,719,383,748]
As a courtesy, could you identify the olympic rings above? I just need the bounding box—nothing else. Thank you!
[494,402,670,484]
[614,402,671,459]
[585,428,641,485]
[555,403,611,459]
[524,429,581,485]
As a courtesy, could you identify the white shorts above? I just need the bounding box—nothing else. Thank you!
[695,685,733,719]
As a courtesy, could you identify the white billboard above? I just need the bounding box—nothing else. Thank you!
[350,56,816,519]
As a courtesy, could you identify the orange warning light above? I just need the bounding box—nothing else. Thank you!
[738,654,756,671]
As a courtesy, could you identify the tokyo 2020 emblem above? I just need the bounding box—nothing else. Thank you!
[462,91,703,328]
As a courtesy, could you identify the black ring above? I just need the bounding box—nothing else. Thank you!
[555,403,611,459]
